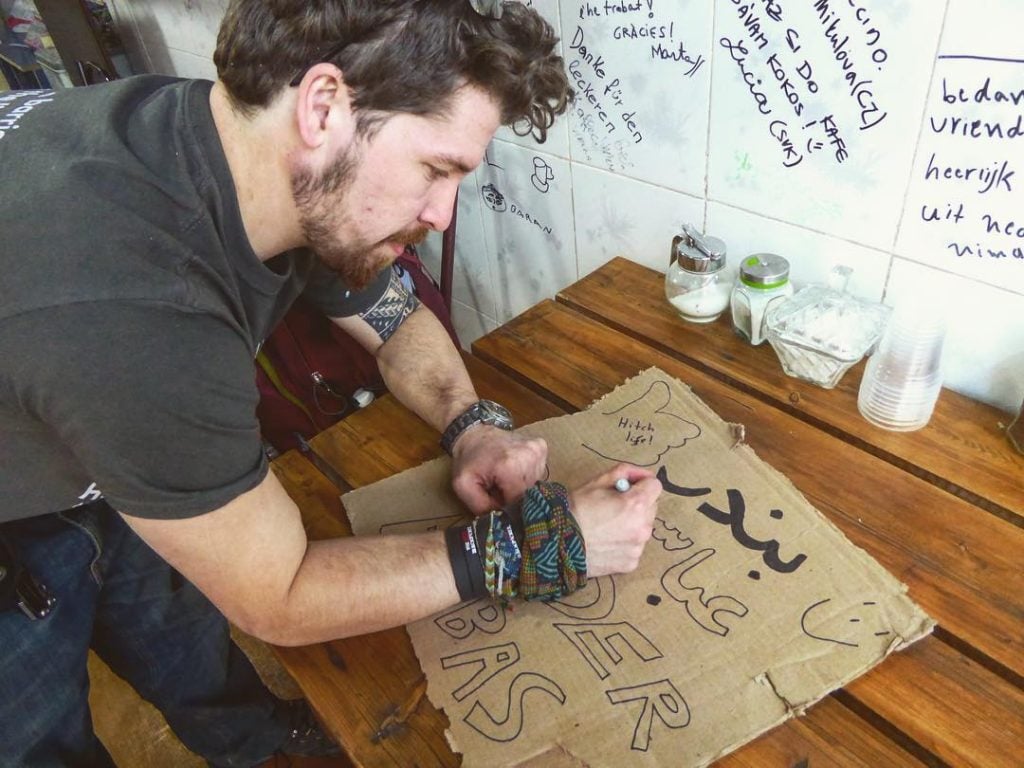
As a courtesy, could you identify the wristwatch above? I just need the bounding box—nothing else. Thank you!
[440,399,514,455]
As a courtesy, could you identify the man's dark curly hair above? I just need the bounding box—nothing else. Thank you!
[214,0,572,142]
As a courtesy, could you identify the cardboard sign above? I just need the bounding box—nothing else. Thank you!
[343,369,933,767]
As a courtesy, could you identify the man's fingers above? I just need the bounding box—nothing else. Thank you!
[451,432,551,514]
[452,474,493,514]
[629,475,663,506]
[604,462,656,487]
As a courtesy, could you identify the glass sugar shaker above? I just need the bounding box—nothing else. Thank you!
[730,253,793,345]
[665,225,730,324]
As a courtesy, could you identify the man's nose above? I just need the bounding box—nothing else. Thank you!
[419,180,459,232]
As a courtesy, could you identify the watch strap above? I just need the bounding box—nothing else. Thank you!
[440,400,513,455]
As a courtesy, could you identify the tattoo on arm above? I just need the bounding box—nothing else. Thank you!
[360,270,421,342]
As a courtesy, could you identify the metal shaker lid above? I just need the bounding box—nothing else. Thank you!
[671,225,726,273]
[739,253,790,287]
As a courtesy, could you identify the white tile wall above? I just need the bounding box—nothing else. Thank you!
[557,0,713,196]
[129,0,228,60]
[572,164,704,277]
[895,0,1024,294]
[706,203,892,300]
[477,140,577,323]
[110,1,223,80]
[419,170,500,323]
[707,0,944,250]
[108,0,1024,412]
[157,47,217,81]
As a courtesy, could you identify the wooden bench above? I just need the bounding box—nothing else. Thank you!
[269,258,1024,766]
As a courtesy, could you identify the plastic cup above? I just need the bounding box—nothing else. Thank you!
[857,304,946,431]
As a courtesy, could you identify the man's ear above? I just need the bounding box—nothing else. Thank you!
[293,63,356,149]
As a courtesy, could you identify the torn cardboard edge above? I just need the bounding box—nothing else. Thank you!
[343,367,935,767]
[438,615,934,768]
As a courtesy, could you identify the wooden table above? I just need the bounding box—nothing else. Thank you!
[270,257,1024,767]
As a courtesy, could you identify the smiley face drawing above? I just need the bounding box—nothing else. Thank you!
[800,598,893,648]
[480,183,507,212]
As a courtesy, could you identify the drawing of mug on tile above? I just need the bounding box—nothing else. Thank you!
[583,379,701,465]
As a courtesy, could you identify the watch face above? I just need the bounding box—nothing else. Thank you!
[479,400,513,428]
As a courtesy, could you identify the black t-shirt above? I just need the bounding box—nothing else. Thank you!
[0,78,389,522]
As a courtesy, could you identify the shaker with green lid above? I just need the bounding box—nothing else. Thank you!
[730,253,793,345]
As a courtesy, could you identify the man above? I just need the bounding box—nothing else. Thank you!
[0,1,663,765]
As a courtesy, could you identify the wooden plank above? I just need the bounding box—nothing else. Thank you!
[513,695,930,768]
[308,354,565,486]
[271,451,352,539]
[717,696,926,768]
[557,257,1024,522]
[845,637,1024,768]
[276,358,924,767]
[472,301,1024,764]
[461,352,568,425]
[311,394,441,488]
[270,451,457,767]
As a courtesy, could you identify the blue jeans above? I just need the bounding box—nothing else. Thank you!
[0,502,290,767]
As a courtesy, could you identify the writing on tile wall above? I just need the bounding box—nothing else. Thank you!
[899,55,1023,291]
[709,3,943,251]
[717,1,892,172]
[560,0,711,193]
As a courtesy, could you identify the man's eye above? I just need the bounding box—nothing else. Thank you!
[425,165,450,181]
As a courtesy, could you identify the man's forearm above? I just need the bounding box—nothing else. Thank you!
[122,473,464,649]
[374,305,478,432]
[263,530,460,646]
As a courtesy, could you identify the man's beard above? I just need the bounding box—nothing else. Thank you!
[291,144,429,291]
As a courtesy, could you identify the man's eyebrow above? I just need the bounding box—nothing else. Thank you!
[433,153,475,175]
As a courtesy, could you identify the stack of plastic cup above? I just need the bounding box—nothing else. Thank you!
[857,302,946,431]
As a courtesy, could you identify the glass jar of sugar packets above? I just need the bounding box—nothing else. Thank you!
[665,225,730,323]
[730,253,794,345]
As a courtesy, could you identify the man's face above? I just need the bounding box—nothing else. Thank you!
[290,85,501,289]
